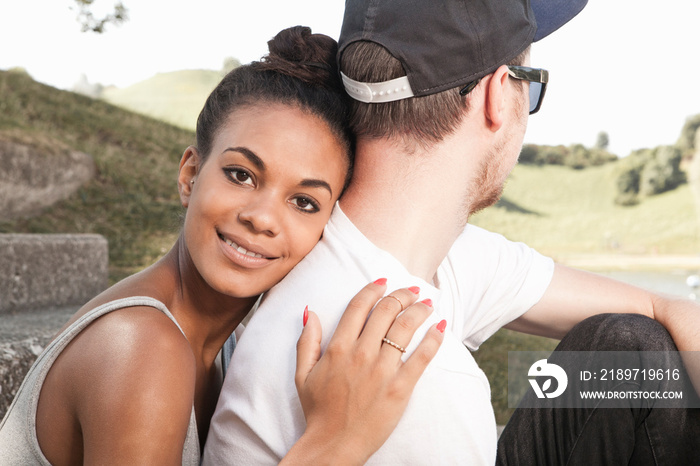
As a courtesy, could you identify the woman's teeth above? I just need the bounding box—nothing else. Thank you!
[221,236,264,258]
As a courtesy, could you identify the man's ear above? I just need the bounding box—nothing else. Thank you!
[178,146,201,208]
[484,65,511,132]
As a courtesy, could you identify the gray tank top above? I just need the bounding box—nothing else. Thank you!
[0,297,200,465]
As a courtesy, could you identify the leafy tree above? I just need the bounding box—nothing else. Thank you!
[518,144,539,164]
[539,145,567,165]
[221,57,242,76]
[614,146,685,205]
[595,131,610,150]
[567,144,590,169]
[518,143,616,168]
[677,114,700,155]
[587,147,618,166]
[640,145,685,195]
[613,149,648,205]
[72,0,129,33]
[614,160,642,205]
[639,160,667,197]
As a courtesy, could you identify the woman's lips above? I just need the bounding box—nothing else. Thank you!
[217,232,278,269]
[219,233,266,258]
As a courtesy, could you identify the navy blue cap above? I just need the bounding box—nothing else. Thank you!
[338,0,587,102]
[532,0,587,41]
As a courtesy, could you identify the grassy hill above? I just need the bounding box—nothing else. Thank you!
[0,69,194,281]
[472,163,700,261]
[101,69,222,130]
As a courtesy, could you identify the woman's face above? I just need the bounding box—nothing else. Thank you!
[180,103,348,298]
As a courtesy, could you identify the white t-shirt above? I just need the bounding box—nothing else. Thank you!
[203,204,554,465]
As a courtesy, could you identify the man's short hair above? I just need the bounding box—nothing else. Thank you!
[340,43,528,146]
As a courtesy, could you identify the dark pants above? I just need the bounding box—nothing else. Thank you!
[497,314,700,465]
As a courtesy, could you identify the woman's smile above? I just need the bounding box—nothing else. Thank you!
[217,230,279,269]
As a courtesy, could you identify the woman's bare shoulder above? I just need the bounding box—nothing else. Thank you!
[68,304,196,398]
[39,305,196,464]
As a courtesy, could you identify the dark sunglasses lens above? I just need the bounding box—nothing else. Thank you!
[529,82,543,114]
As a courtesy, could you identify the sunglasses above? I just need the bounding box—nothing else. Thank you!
[459,66,549,115]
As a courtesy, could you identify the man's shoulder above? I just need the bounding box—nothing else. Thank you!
[460,223,508,242]
[446,223,515,259]
[257,235,372,323]
[271,233,365,288]
[441,223,550,286]
[264,210,381,296]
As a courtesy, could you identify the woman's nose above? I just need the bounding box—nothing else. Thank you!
[237,194,282,237]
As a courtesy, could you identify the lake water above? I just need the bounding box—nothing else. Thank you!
[599,270,699,300]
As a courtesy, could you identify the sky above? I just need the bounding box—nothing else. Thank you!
[2,1,699,157]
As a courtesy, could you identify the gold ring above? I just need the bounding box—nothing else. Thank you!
[382,337,407,353]
[384,295,404,311]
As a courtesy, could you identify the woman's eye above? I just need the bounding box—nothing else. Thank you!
[226,168,254,186]
[291,196,319,213]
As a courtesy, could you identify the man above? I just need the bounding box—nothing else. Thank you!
[204,0,700,463]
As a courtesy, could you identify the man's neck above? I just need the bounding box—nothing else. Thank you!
[339,135,482,283]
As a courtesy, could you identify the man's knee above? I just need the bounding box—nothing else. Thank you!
[558,313,676,352]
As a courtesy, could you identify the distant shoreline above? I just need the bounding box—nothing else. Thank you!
[554,253,700,272]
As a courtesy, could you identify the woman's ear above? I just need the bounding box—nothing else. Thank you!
[484,65,511,132]
[178,146,201,208]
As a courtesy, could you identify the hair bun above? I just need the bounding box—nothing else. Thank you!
[257,26,341,89]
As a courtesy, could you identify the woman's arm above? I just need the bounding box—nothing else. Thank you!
[282,281,445,465]
[37,307,196,465]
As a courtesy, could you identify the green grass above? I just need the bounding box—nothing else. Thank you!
[472,164,700,258]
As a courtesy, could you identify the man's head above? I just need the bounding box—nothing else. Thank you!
[338,0,587,147]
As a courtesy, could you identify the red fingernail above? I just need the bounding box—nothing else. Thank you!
[303,306,309,327]
[437,320,447,333]
[421,298,433,307]
[408,286,420,294]
[374,278,387,285]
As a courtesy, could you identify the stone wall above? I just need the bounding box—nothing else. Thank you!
[0,135,95,221]
[0,234,108,418]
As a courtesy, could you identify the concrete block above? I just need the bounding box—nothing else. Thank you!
[0,234,108,315]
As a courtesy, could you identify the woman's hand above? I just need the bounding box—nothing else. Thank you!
[282,280,445,465]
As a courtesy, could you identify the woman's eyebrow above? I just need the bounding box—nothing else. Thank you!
[224,147,265,171]
[224,146,333,197]
[300,179,333,197]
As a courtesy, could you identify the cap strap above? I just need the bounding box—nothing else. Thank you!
[340,72,415,103]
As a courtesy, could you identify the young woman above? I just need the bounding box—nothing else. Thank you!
[0,27,445,465]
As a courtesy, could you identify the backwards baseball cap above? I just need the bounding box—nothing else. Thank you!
[338,0,587,103]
